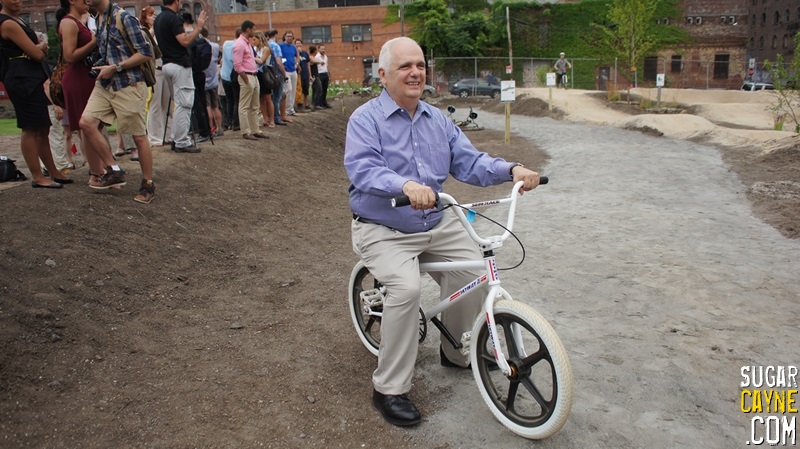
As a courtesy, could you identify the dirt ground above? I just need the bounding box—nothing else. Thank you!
[0,89,797,448]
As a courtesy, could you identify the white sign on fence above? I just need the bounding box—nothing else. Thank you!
[546,72,556,87]
[501,80,516,102]
[656,74,665,87]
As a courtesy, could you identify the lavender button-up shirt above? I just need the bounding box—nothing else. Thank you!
[345,90,515,234]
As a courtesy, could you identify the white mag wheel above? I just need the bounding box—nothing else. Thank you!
[470,300,573,439]
[348,261,381,356]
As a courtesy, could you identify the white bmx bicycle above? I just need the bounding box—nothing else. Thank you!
[348,179,573,439]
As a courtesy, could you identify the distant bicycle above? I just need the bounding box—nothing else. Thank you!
[447,105,484,131]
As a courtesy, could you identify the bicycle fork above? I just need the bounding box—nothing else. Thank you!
[483,256,515,377]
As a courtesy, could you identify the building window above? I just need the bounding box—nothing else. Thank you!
[783,34,789,49]
[713,54,729,79]
[124,6,136,17]
[749,37,754,50]
[774,11,780,24]
[182,3,190,14]
[45,11,57,31]
[696,16,702,25]
[720,16,726,24]
[341,24,372,42]
[19,13,30,25]
[762,13,766,25]
[301,26,332,44]
[759,36,764,49]
[687,16,693,25]
[671,55,682,73]
[797,7,800,21]
[663,18,669,25]
[752,14,756,26]
[772,35,778,49]
[644,56,658,81]
[729,16,736,24]
[194,2,201,19]
[785,9,790,23]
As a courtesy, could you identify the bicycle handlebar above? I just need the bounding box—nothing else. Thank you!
[391,176,547,208]
[390,176,548,248]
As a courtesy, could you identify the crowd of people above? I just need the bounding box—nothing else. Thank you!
[0,0,332,203]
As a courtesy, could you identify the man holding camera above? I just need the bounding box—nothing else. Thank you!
[78,0,156,203]
[154,0,208,153]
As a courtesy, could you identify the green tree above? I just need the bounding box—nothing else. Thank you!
[764,33,800,132]
[591,0,687,98]
[46,25,60,68]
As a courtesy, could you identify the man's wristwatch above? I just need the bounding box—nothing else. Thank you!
[509,163,523,177]
[115,63,123,73]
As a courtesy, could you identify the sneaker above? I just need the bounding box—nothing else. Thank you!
[172,143,201,153]
[196,135,211,143]
[133,179,155,204]
[90,167,126,190]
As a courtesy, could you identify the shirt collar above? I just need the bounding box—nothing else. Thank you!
[378,89,431,120]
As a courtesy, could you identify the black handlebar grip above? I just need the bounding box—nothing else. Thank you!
[540,176,549,185]
[391,196,411,207]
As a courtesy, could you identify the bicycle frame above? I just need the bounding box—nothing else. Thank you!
[366,181,528,376]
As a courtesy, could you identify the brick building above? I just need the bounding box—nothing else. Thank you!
[652,0,749,89]
[747,0,799,67]
[215,5,403,86]
[20,1,402,88]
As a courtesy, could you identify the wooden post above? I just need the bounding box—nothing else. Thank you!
[549,87,553,111]
[505,103,511,144]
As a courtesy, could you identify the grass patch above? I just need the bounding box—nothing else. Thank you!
[0,118,117,135]
[0,119,20,135]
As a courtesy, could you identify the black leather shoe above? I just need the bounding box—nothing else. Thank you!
[372,390,421,427]
[440,346,499,371]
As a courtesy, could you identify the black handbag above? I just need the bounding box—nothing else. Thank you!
[262,56,282,90]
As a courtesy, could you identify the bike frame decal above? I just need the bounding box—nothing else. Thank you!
[488,258,499,282]
[467,199,501,208]
[448,274,488,302]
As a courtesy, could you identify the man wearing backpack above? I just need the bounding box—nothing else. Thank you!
[78,0,156,203]
[154,0,207,153]
[182,13,212,143]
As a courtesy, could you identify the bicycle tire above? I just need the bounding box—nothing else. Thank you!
[470,300,573,439]
[348,261,381,356]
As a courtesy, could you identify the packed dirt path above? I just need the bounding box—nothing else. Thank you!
[1,91,799,448]
[420,110,800,448]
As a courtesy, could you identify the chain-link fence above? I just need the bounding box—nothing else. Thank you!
[430,56,793,94]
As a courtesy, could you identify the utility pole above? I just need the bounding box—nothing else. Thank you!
[504,6,512,144]
[267,2,273,29]
[506,6,513,76]
[400,0,405,37]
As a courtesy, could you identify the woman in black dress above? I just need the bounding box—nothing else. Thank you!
[0,0,72,188]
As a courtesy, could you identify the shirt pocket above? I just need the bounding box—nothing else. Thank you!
[426,141,451,180]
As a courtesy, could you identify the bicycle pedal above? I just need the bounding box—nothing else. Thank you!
[460,332,472,358]
[360,288,384,307]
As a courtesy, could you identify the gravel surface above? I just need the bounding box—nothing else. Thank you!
[406,111,800,448]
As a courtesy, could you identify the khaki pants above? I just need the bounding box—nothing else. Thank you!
[351,211,485,395]
[237,74,260,135]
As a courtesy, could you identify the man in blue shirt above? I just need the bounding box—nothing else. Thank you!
[344,37,541,427]
[279,30,298,116]
[267,29,288,126]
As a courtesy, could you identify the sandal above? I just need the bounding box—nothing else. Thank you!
[114,148,125,157]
